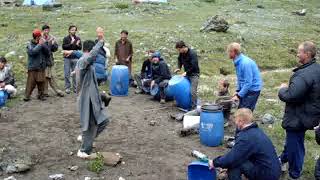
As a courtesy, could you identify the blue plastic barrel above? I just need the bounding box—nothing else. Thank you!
[188,161,216,180]
[200,104,224,147]
[110,65,129,96]
[0,90,8,108]
[168,75,192,110]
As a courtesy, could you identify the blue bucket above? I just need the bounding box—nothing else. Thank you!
[110,65,129,96]
[0,90,8,108]
[188,161,216,180]
[200,104,224,147]
[168,75,192,110]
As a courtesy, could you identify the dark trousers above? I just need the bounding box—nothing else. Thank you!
[280,130,306,179]
[187,75,199,109]
[25,70,46,99]
[80,102,107,154]
[227,160,254,180]
[238,91,260,111]
[315,158,320,180]
[64,58,77,91]
[159,80,169,99]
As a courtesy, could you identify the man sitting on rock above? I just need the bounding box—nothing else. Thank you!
[0,57,17,97]
[75,33,109,159]
[134,50,154,94]
[209,108,281,180]
[150,51,171,104]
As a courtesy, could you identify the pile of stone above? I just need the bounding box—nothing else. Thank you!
[200,15,229,33]
[0,0,19,6]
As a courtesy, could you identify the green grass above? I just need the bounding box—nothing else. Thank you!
[0,0,319,178]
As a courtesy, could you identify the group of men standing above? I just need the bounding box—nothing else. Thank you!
[20,23,320,180]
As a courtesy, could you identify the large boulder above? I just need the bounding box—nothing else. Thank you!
[200,15,229,33]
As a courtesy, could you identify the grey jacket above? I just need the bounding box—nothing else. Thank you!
[77,40,109,131]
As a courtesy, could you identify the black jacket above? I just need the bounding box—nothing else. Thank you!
[26,40,50,71]
[178,48,200,76]
[140,58,152,79]
[44,35,58,67]
[279,59,320,131]
[62,35,82,59]
[214,123,281,180]
[152,61,171,84]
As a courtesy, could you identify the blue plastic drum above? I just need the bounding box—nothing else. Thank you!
[188,161,216,180]
[0,90,8,108]
[168,75,192,110]
[150,84,174,101]
[110,65,129,96]
[200,104,224,147]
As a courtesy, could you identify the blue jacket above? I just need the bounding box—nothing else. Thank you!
[234,54,263,97]
[26,40,50,71]
[213,123,281,180]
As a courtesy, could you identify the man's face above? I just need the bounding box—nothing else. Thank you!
[121,33,128,41]
[176,48,185,54]
[43,28,50,36]
[0,62,4,70]
[234,117,244,130]
[152,57,160,64]
[297,45,309,64]
[69,27,77,36]
[228,49,237,60]
[35,36,41,43]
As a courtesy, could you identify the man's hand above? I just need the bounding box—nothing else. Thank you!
[280,83,288,89]
[63,50,73,57]
[174,69,181,74]
[71,36,75,44]
[76,40,81,46]
[150,80,155,89]
[231,94,239,102]
[181,72,187,77]
[208,160,214,170]
[0,82,5,88]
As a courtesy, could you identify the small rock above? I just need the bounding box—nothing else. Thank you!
[257,5,265,9]
[3,176,16,180]
[68,165,78,171]
[149,120,156,126]
[268,124,273,129]
[121,161,125,165]
[69,151,74,156]
[4,51,16,58]
[49,174,64,180]
[119,177,125,180]
[292,9,306,16]
[200,15,229,33]
[5,165,17,174]
[261,113,275,124]
[84,177,91,180]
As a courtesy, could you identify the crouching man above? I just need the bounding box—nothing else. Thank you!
[0,57,17,97]
[209,108,281,180]
[150,52,171,104]
[76,33,109,159]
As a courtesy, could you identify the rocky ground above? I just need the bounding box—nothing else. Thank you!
[0,88,228,180]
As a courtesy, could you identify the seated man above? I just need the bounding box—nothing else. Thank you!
[134,50,154,94]
[0,57,17,97]
[209,108,281,180]
[150,52,171,104]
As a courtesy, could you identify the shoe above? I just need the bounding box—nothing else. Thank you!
[77,135,83,142]
[56,90,65,97]
[38,96,46,101]
[77,150,91,159]
[65,89,71,94]
[23,97,30,102]
[160,99,166,104]
[135,89,143,94]
[101,93,112,107]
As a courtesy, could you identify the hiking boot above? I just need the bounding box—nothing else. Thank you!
[65,88,71,94]
[38,95,46,101]
[56,90,65,97]
[23,97,30,102]
[101,93,112,107]
[77,150,91,159]
[160,99,166,104]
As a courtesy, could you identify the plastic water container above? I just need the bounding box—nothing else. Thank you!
[168,75,192,110]
[200,104,224,147]
[0,90,8,108]
[110,65,129,96]
[188,161,216,180]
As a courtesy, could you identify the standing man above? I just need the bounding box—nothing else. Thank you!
[76,34,109,158]
[114,30,134,86]
[62,25,82,94]
[209,108,281,180]
[24,29,49,101]
[278,41,320,180]
[228,42,263,111]
[42,25,64,97]
[174,41,200,110]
